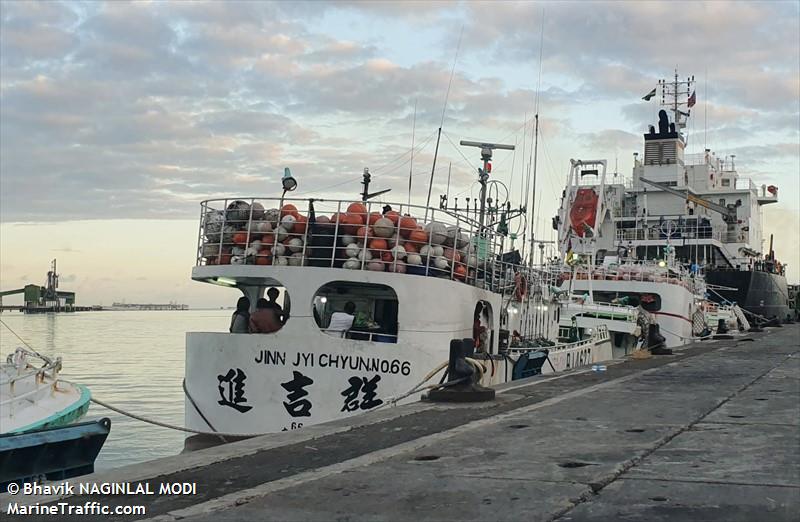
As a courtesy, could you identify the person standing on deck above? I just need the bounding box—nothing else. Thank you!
[266,287,288,325]
[249,298,282,334]
[229,296,251,333]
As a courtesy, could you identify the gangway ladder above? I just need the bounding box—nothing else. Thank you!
[732,304,751,331]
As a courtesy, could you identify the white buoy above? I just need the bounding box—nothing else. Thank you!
[358,249,372,262]
[432,245,444,258]
[425,222,447,244]
[231,255,246,265]
[420,245,432,257]
[264,208,280,227]
[280,214,296,229]
[367,260,385,271]
[387,261,407,273]
[344,258,361,270]
[340,234,355,247]
[275,226,290,242]
[288,237,303,253]
[251,220,272,234]
[249,240,262,251]
[345,243,360,258]
[391,245,407,260]
[275,256,289,266]
[406,253,422,265]
[289,253,304,266]
[231,246,245,256]
[202,244,220,257]
[274,243,286,256]
[373,218,394,238]
[433,256,449,270]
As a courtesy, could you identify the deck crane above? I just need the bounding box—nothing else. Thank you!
[639,177,740,225]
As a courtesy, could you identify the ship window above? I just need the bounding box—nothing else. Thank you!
[721,179,731,187]
[313,282,398,343]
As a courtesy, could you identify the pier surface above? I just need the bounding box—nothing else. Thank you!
[5,325,798,521]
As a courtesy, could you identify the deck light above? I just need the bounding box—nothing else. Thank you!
[658,260,667,267]
[320,296,328,304]
[282,167,297,193]
[216,277,237,287]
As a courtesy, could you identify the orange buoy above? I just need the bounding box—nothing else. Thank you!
[404,242,418,253]
[355,225,372,239]
[347,202,368,217]
[385,210,400,225]
[293,214,308,234]
[342,213,364,235]
[256,249,272,265]
[281,204,298,218]
[368,212,382,226]
[399,215,418,238]
[218,254,232,265]
[408,229,428,245]
[369,238,388,252]
[381,251,394,263]
[454,264,467,280]
[232,232,249,245]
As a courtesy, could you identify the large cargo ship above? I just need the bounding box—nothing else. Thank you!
[555,72,789,325]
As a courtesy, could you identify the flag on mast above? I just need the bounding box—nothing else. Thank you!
[687,90,696,108]
[642,87,657,101]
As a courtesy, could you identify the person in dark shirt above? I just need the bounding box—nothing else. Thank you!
[266,287,289,325]
[249,298,282,334]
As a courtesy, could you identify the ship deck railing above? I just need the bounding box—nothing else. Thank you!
[196,197,555,299]
[563,260,700,292]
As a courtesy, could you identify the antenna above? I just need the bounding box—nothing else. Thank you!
[407,99,417,206]
[361,168,391,202]
[459,140,515,231]
[425,26,464,220]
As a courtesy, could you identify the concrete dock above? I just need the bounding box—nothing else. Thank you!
[4,325,798,521]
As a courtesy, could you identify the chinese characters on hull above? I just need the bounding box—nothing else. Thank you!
[281,370,314,417]
[217,368,252,413]
[341,375,383,412]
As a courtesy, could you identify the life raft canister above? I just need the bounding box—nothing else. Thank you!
[569,188,599,237]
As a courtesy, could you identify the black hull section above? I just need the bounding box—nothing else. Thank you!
[706,269,790,321]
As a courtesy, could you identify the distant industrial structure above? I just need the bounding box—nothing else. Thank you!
[108,302,189,311]
[0,259,94,313]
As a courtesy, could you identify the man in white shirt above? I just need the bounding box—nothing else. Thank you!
[328,301,356,337]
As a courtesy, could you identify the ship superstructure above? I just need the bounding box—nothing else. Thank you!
[556,72,789,323]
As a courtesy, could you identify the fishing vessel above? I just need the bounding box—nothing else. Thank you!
[183,143,612,439]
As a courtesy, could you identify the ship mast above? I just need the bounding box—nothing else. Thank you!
[659,70,695,136]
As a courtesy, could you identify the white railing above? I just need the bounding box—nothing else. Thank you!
[615,225,724,243]
[1,348,61,419]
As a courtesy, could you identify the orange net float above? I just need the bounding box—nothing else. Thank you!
[347,202,368,218]
[369,238,388,253]
[281,204,298,219]
[384,210,400,226]
[454,264,467,280]
[342,213,365,235]
[218,253,232,265]
[292,214,308,234]
[367,212,382,226]
[408,229,428,246]
[404,242,419,254]
[232,232,249,245]
[398,215,417,239]
[355,225,372,240]
[256,249,272,265]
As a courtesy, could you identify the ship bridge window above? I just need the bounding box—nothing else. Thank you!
[721,179,731,187]
[313,282,398,343]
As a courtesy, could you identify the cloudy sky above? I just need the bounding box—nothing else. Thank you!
[1,0,798,307]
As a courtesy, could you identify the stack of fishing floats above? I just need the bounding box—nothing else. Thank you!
[202,201,480,282]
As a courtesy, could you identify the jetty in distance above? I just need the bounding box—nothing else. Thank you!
[107,302,189,311]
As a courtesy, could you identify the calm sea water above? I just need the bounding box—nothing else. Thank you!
[0,310,230,471]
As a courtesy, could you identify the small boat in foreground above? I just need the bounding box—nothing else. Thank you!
[0,347,110,486]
